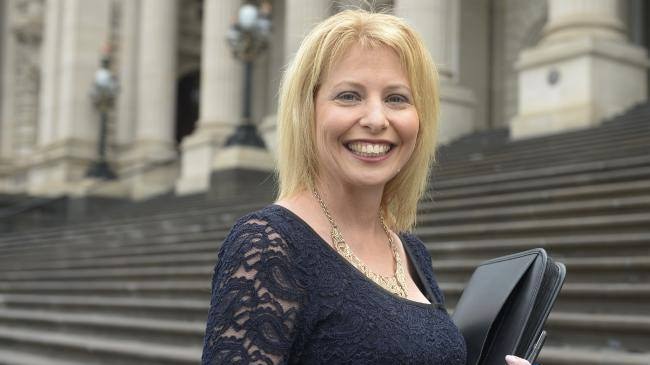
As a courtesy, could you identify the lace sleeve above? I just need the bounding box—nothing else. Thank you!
[202,217,306,365]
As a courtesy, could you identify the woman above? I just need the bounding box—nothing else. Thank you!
[202,9,531,365]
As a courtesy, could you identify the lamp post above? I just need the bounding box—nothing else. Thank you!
[224,0,272,148]
[86,52,118,180]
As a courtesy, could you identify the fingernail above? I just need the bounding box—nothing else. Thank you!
[505,355,515,362]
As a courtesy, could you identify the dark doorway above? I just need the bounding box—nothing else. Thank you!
[175,70,200,145]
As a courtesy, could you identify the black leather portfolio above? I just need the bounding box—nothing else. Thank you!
[451,248,566,365]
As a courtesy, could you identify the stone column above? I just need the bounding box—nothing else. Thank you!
[394,0,476,145]
[36,0,61,149]
[544,0,625,43]
[28,0,112,196]
[284,0,331,62]
[130,0,178,199]
[1,0,16,169]
[0,0,16,192]
[115,0,139,150]
[257,0,331,158]
[511,0,648,139]
[175,0,242,195]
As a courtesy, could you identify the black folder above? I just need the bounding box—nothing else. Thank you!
[451,248,566,365]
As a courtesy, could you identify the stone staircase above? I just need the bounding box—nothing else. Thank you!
[426,103,650,365]
[0,103,648,364]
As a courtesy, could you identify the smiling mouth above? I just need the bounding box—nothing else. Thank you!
[346,142,394,157]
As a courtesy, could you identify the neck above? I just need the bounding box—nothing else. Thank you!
[314,178,384,235]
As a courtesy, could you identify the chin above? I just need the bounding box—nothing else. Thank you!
[345,174,393,189]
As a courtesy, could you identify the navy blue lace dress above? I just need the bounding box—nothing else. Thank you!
[202,205,467,365]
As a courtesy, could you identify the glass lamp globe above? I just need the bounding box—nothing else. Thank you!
[238,4,258,30]
[95,68,113,90]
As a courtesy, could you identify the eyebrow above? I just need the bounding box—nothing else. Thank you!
[331,80,412,93]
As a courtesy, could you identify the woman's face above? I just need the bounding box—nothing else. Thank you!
[314,44,419,191]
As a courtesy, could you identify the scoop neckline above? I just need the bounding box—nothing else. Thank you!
[269,204,442,310]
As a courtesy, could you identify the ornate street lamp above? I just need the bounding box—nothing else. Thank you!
[86,51,118,180]
[224,0,272,148]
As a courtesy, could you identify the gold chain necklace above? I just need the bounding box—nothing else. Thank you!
[313,190,407,298]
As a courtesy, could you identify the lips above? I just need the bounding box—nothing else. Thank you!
[345,141,393,157]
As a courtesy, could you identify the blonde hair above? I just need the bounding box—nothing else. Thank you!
[276,9,439,231]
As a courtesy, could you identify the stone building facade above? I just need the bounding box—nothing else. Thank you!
[0,0,647,200]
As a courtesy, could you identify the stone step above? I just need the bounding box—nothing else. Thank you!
[0,280,210,299]
[438,140,650,179]
[424,232,650,260]
[0,213,233,250]
[433,164,650,201]
[420,179,650,212]
[0,201,259,246]
[0,228,225,260]
[0,265,214,282]
[419,195,650,225]
[0,250,217,271]
[2,156,647,247]
[439,111,649,163]
[538,345,650,365]
[416,212,650,240]
[0,326,200,365]
[0,294,207,321]
[0,349,89,365]
[545,312,650,353]
[445,310,650,356]
[2,212,647,271]
[0,238,220,263]
[442,282,650,316]
[0,197,264,242]
[438,124,650,170]
[433,154,650,192]
[0,218,226,248]
[2,165,647,250]
[0,308,203,347]
[439,126,649,167]
[432,256,650,284]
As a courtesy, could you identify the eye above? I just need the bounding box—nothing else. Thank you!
[335,92,361,103]
[386,94,409,104]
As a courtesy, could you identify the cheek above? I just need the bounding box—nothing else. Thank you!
[316,107,351,143]
[400,112,420,148]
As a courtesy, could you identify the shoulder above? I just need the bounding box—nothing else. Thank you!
[221,205,296,251]
[216,205,299,272]
[216,204,317,276]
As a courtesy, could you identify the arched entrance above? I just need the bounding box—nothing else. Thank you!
[175,70,200,145]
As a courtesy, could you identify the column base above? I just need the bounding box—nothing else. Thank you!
[209,145,275,200]
[208,168,275,201]
[260,114,278,157]
[511,37,649,140]
[122,139,179,200]
[175,124,235,196]
[27,139,96,197]
[438,81,477,145]
[212,144,275,172]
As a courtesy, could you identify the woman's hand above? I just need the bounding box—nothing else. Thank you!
[505,355,531,365]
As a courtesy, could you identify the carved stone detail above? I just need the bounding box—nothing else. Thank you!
[9,0,44,159]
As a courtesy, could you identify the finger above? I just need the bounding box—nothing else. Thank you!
[505,355,531,365]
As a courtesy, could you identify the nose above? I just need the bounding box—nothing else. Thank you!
[359,99,388,133]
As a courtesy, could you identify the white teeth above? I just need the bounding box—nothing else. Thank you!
[347,142,391,157]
